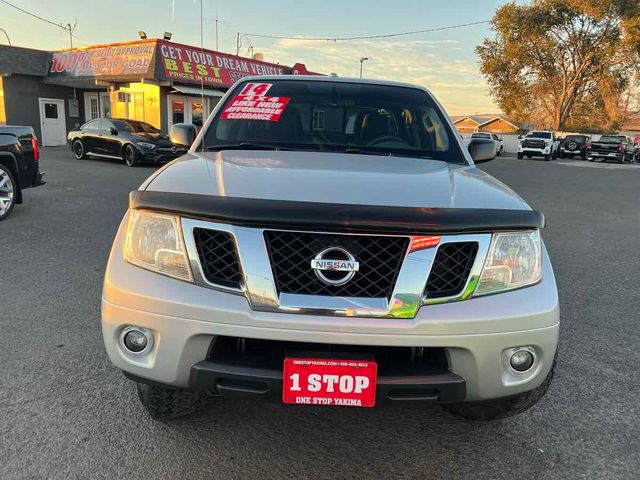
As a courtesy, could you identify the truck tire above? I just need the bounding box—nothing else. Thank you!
[123,144,141,167]
[72,140,88,160]
[442,360,555,421]
[516,152,523,159]
[0,163,16,221]
[136,382,210,420]
[544,154,551,161]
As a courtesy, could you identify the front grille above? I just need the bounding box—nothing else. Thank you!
[264,231,408,299]
[193,228,243,288]
[209,336,448,371]
[523,139,545,148]
[425,242,478,299]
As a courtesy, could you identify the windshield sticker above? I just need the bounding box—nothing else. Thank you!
[220,95,290,121]
[238,82,273,96]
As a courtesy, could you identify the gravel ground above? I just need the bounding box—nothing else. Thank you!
[1,148,639,479]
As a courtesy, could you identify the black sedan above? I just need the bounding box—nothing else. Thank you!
[67,118,187,167]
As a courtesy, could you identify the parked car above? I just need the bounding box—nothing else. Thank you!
[517,131,555,160]
[0,125,44,221]
[588,134,636,163]
[471,132,504,155]
[634,135,640,157]
[67,118,187,167]
[559,134,590,160]
[102,76,558,422]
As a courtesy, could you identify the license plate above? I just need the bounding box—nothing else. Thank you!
[282,357,377,408]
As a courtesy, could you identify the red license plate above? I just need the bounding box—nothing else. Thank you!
[282,357,377,408]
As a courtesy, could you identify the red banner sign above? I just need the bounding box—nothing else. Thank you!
[158,40,287,88]
[49,42,155,77]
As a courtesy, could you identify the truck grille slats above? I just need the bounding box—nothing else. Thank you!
[193,228,243,288]
[425,242,478,299]
[264,231,408,299]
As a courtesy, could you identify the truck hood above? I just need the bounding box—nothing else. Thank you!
[143,150,530,211]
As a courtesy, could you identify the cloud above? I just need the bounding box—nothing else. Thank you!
[255,37,497,115]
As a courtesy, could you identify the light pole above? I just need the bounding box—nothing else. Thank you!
[359,57,371,78]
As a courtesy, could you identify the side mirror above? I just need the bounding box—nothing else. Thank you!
[170,123,197,148]
[468,138,497,163]
[517,134,523,140]
[110,127,118,135]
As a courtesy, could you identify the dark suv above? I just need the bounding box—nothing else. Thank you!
[559,134,590,160]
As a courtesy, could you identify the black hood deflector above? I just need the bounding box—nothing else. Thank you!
[129,190,545,234]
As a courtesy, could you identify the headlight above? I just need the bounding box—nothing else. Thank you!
[123,210,193,282]
[475,230,542,296]
[136,141,156,150]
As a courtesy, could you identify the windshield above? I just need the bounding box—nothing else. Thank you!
[113,120,160,134]
[527,132,552,139]
[598,135,625,143]
[202,80,465,163]
[471,133,490,138]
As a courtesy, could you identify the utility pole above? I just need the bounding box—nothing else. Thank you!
[67,23,73,48]
[236,32,240,56]
[215,9,219,51]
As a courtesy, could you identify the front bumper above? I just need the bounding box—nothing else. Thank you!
[102,220,560,402]
[518,146,551,156]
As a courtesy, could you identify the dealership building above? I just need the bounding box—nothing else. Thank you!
[0,39,316,146]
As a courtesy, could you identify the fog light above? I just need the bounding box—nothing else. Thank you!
[510,349,534,372]
[121,327,153,355]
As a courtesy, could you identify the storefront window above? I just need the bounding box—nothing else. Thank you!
[172,100,185,124]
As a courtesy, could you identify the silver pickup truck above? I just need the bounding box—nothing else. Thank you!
[102,76,559,421]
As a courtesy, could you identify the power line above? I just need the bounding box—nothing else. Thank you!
[0,0,64,29]
[241,20,491,43]
[0,0,77,46]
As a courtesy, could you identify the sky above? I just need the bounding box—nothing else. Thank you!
[0,0,511,115]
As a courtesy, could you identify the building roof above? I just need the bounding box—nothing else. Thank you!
[452,114,530,131]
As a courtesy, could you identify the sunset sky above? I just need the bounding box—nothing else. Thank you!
[0,0,508,115]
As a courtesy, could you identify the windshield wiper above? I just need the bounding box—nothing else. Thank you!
[206,142,289,151]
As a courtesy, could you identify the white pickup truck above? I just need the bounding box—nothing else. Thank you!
[518,131,555,161]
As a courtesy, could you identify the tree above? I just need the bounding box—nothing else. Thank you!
[477,0,640,132]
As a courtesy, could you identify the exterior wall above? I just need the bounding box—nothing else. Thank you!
[1,74,83,140]
[454,118,480,133]
[478,118,519,134]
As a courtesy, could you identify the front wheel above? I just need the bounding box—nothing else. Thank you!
[442,361,555,421]
[0,164,16,221]
[516,152,523,159]
[123,144,141,167]
[72,140,87,160]
[544,154,551,161]
[136,382,210,420]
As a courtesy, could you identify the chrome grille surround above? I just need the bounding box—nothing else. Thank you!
[181,217,492,319]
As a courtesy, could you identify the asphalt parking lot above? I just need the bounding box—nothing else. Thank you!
[1,148,639,479]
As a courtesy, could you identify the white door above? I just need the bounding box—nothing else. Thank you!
[38,98,66,146]
[84,92,100,122]
[167,95,207,129]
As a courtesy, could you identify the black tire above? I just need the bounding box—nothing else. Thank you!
[527,154,532,159]
[498,146,503,156]
[580,151,588,160]
[136,382,209,420]
[567,154,573,159]
[442,361,555,421]
[544,154,551,161]
[123,144,141,167]
[516,152,523,159]
[559,151,564,159]
[0,163,16,221]
[72,140,88,160]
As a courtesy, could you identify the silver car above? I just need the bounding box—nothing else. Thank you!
[102,76,558,421]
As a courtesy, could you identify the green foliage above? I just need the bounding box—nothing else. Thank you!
[477,0,640,132]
